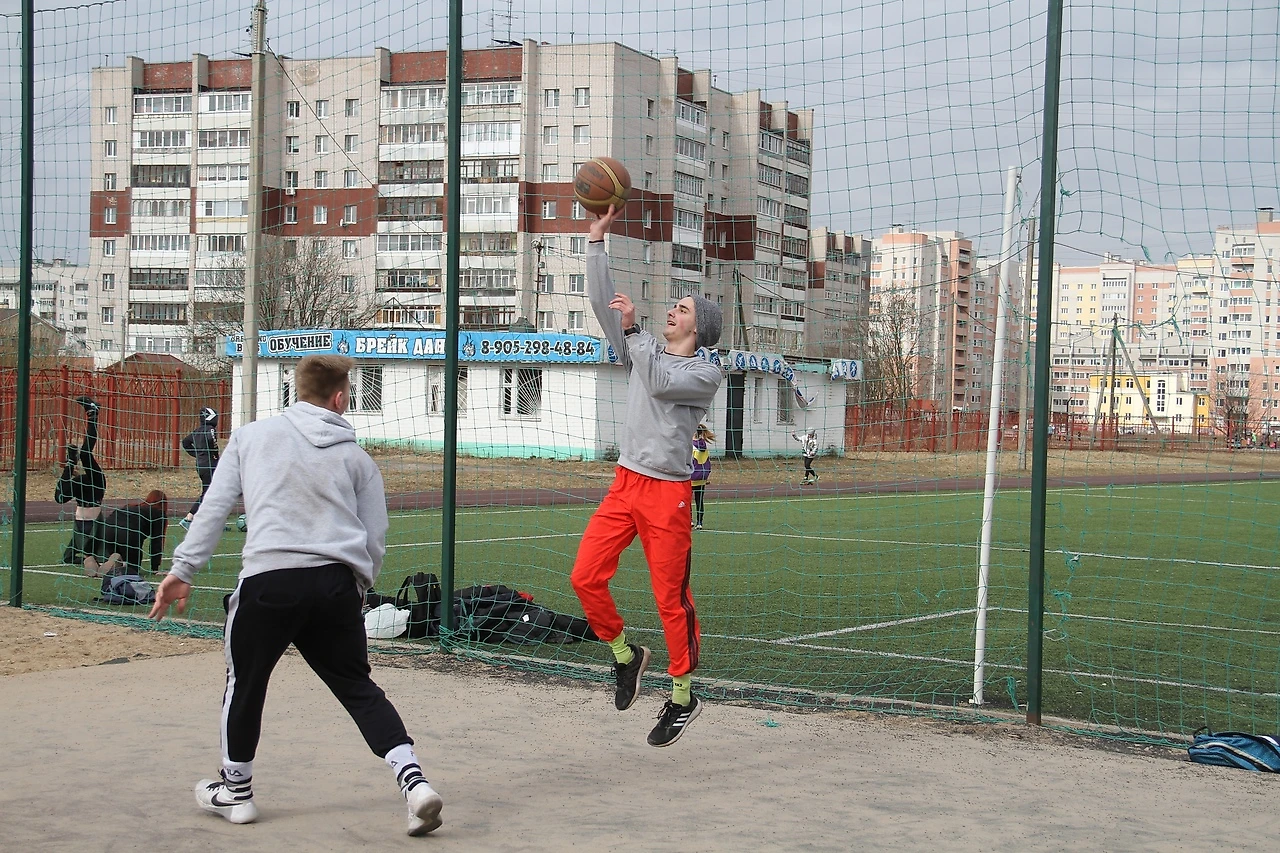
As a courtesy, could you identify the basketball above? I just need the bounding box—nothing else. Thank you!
[574,157,631,216]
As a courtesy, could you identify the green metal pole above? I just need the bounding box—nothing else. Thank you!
[1027,0,1066,725]
[9,0,35,608]
[440,0,463,632]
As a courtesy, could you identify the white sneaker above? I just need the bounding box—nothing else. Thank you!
[195,775,259,824]
[405,783,443,836]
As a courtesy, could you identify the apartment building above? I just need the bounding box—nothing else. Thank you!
[85,41,815,368]
[0,259,91,352]
[868,227,999,411]
[805,227,870,359]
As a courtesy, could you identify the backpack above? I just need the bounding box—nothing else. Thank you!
[99,573,156,606]
[365,573,442,639]
[1187,728,1280,772]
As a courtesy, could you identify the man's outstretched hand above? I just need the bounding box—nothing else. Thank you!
[588,205,621,242]
[149,573,192,621]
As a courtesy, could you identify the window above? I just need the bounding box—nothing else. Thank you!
[344,134,359,153]
[461,82,521,105]
[344,98,359,117]
[641,280,651,299]
[567,310,586,331]
[460,196,514,215]
[315,135,329,154]
[314,205,328,224]
[675,99,705,126]
[101,306,114,325]
[345,169,359,188]
[643,210,653,228]
[286,136,300,154]
[129,302,187,324]
[543,88,559,108]
[643,243,652,264]
[197,129,250,148]
[538,274,555,294]
[569,274,585,294]
[460,121,518,142]
[102,239,116,258]
[104,139,117,158]
[757,197,782,219]
[646,98,655,119]
[133,94,191,114]
[759,131,784,155]
[102,105,118,125]
[102,273,115,291]
[645,135,654,155]
[314,170,329,188]
[377,233,443,252]
[193,164,243,184]
[501,367,543,417]
[131,234,189,252]
[571,201,586,220]
[542,200,557,220]
[102,172,117,191]
[198,199,248,217]
[315,99,329,118]
[343,204,358,224]
[573,125,590,144]
[574,87,590,107]
[380,123,447,145]
[204,93,251,112]
[200,235,245,253]
[672,244,703,271]
[722,130,730,148]
[460,157,519,182]
[284,205,298,224]
[351,366,383,412]
[383,87,445,110]
[287,100,301,118]
[341,275,356,294]
[284,239,298,258]
[342,240,358,259]
[644,171,653,190]
[104,206,117,224]
[542,125,559,145]
[675,136,706,161]
[752,377,765,423]
[758,163,784,189]
[312,239,328,256]
[133,198,190,218]
[541,163,559,181]
[673,208,703,232]
[570,236,587,255]
[537,310,555,330]
[379,160,444,183]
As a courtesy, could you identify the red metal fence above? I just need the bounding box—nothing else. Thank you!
[0,367,231,469]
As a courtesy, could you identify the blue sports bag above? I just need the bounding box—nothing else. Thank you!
[1187,728,1280,772]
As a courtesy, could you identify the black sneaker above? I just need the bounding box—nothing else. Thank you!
[614,644,650,711]
[647,696,702,747]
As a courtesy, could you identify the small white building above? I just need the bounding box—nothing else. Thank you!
[229,329,858,460]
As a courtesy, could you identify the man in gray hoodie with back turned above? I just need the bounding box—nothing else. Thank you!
[149,354,443,837]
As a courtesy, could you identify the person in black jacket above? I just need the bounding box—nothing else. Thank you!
[56,396,107,569]
[180,407,220,530]
[93,489,169,576]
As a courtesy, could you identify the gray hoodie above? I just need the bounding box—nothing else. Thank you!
[588,241,723,480]
[169,401,389,593]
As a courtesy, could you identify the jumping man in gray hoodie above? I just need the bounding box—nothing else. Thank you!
[149,354,443,837]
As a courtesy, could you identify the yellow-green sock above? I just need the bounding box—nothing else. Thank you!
[672,674,692,706]
[609,632,634,665]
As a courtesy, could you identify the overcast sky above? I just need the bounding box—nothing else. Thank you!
[1,0,1277,268]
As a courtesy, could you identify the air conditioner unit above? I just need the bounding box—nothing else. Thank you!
[284,187,296,196]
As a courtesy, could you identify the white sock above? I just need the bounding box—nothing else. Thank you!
[385,743,428,794]
[222,760,253,786]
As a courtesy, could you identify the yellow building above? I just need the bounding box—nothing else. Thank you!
[1086,373,1211,434]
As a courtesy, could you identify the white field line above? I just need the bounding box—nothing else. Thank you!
[780,609,977,643]
[629,625,1280,700]
[989,605,1280,638]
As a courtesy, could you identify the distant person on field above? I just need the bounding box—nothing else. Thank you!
[179,407,221,530]
[55,396,107,570]
[148,354,444,836]
[91,489,168,577]
[570,204,724,748]
[793,428,819,484]
[691,424,715,530]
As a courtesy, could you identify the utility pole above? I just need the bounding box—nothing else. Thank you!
[1106,315,1119,442]
[1018,219,1037,469]
[732,266,750,349]
[532,240,544,328]
[242,0,268,425]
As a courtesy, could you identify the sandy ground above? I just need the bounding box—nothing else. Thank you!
[2,606,1279,851]
[21,446,1280,505]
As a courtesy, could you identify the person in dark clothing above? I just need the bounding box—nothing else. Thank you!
[180,407,220,529]
[55,396,107,572]
[94,490,169,576]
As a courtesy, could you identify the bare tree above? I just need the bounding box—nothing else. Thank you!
[189,238,380,373]
[863,291,922,411]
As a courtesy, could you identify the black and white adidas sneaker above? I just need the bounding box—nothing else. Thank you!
[647,695,702,747]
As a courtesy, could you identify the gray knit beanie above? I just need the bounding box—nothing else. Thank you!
[692,295,723,350]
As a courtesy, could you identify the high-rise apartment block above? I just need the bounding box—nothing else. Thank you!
[86,42,815,367]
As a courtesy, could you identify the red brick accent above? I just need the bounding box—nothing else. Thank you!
[141,62,191,92]
[809,260,823,289]
[208,59,251,90]
[89,190,131,236]
[704,212,756,261]
[759,102,772,129]
[268,188,377,237]
[519,183,672,240]
[677,69,695,101]
[786,111,800,140]
[389,47,522,84]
